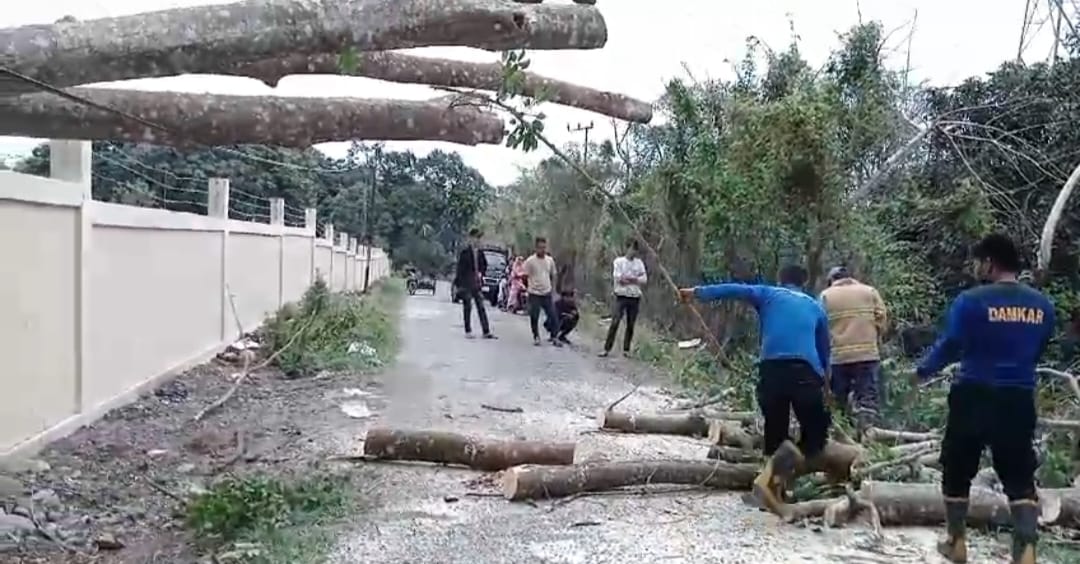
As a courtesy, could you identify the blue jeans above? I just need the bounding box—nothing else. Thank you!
[527,293,558,339]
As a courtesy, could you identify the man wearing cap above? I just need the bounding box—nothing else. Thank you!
[819,266,888,429]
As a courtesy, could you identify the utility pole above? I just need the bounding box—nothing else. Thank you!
[362,144,381,293]
[567,121,595,163]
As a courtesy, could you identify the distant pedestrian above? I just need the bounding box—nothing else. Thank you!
[600,239,647,357]
[523,237,561,347]
[819,266,888,430]
[453,228,495,340]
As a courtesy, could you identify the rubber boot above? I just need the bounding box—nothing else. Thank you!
[936,497,969,562]
[752,440,804,519]
[1010,500,1039,564]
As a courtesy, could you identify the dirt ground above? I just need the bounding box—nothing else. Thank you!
[0,281,1041,563]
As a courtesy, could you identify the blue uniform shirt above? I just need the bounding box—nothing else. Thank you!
[917,282,1055,388]
[694,283,831,377]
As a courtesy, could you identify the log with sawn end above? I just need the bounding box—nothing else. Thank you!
[363,428,574,471]
[501,459,759,500]
[598,410,710,437]
[859,481,1069,527]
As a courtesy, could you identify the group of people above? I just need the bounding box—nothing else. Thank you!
[678,233,1052,564]
[453,230,649,353]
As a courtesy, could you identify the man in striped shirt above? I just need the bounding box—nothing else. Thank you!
[819,266,888,429]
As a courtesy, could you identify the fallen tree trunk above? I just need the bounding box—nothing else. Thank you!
[0,0,607,96]
[707,420,759,449]
[501,459,759,500]
[363,428,574,471]
[860,481,1066,527]
[0,90,505,147]
[598,410,709,437]
[706,445,762,464]
[230,51,653,123]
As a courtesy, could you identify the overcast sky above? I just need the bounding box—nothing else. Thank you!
[1,0,1056,185]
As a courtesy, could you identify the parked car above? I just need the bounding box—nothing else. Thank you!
[450,245,509,306]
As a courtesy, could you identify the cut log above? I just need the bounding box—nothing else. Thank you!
[229,51,653,123]
[707,420,759,449]
[363,428,574,471]
[0,0,607,97]
[598,410,709,437]
[859,481,1065,528]
[806,441,865,483]
[501,459,759,500]
[862,427,939,444]
[699,409,757,423]
[0,90,505,147]
[706,445,762,464]
[1044,488,1080,528]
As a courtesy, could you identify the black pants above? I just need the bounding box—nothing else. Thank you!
[756,359,831,457]
[941,382,1037,501]
[559,314,579,338]
[460,286,491,335]
[603,296,641,353]
[527,293,558,339]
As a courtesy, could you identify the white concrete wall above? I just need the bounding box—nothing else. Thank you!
[0,140,390,457]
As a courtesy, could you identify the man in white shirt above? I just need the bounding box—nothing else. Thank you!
[600,239,647,356]
[523,236,562,347]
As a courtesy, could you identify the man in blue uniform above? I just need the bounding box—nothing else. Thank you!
[680,264,831,517]
[916,234,1054,564]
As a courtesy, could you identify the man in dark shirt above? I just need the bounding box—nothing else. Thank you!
[555,289,580,344]
[680,264,831,518]
[916,234,1054,564]
[454,228,495,339]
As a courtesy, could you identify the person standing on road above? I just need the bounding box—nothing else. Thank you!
[915,234,1053,564]
[819,266,888,430]
[523,237,561,347]
[454,228,495,340]
[678,264,831,518]
[600,239,648,357]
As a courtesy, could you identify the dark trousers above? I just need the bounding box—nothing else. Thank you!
[559,314,579,337]
[941,382,1037,502]
[830,360,881,416]
[527,293,558,339]
[756,359,831,458]
[460,286,491,335]
[603,296,641,353]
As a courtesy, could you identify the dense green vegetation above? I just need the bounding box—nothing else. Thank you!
[480,22,1080,479]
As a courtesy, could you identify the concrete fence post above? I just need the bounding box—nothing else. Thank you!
[304,208,317,287]
[51,139,92,415]
[208,178,231,340]
[348,237,358,291]
[338,233,349,292]
[270,198,285,307]
[325,224,335,288]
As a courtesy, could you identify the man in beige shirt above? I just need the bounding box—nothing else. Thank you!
[820,266,888,428]
[523,236,561,347]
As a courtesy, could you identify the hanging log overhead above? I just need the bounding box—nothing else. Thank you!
[230,51,654,123]
[0,0,608,97]
[0,90,506,147]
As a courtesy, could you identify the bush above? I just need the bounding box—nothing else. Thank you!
[262,277,403,378]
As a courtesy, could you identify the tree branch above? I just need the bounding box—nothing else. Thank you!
[1037,161,1080,272]
[230,51,652,123]
[0,0,607,97]
[0,89,505,147]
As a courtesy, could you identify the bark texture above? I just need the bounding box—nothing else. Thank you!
[862,427,939,444]
[501,459,759,500]
[706,445,762,464]
[0,89,505,147]
[599,410,709,437]
[231,51,653,123]
[0,0,607,97]
[363,428,575,471]
[859,481,1065,528]
[706,420,759,450]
